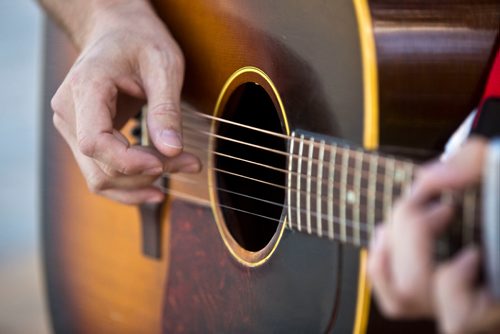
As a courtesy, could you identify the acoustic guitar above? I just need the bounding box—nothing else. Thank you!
[41,1,500,333]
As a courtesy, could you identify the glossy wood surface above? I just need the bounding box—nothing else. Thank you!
[153,1,366,331]
[42,21,169,333]
[371,0,500,153]
[42,1,499,333]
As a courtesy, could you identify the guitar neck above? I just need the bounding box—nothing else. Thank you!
[286,131,481,250]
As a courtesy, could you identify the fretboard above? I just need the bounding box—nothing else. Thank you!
[286,131,481,251]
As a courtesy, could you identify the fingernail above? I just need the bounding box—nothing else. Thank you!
[146,195,164,203]
[160,129,182,149]
[143,167,163,176]
[181,163,201,173]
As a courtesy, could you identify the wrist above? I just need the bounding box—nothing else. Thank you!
[75,0,154,48]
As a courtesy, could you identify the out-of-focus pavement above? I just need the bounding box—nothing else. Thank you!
[0,1,51,333]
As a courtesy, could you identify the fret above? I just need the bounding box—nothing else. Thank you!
[284,132,437,253]
[367,154,378,238]
[296,134,305,232]
[287,132,296,230]
[306,138,315,234]
[339,149,349,243]
[284,132,487,259]
[316,140,326,238]
[383,158,396,220]
[353,150,363,246]
[327,144,337,240]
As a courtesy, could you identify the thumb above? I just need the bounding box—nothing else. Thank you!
[140,47,185,157]
[148,100,183,157]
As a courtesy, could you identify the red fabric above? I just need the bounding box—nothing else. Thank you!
[481,48,500,104]
[474,48,500,127]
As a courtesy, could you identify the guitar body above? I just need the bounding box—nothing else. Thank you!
[41,1,499,333]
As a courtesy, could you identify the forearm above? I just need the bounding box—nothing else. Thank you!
[37,0,152,49]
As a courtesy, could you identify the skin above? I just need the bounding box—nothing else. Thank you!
[38,0,201,205]
[368,138,500,333]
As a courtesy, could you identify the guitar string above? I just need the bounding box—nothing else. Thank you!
[157,118,409,218]
[181,124,414,186]
[177,156,396,208]
[156,183,372,246]
[158,177,478,251]
[179,131,472,217]
[182,109,395,164]
[164,173,374,231]
[133,112,470,248]
[185,132,413,189]
[137,109,416,199]
[135,110,419,243]
[181,111,414,169]
[181,110,418,194]
[178,133,411,204]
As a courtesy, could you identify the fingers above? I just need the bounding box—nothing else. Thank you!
[50,22,202,204]
[368,226,401,316]
[101,187,165,205]
[433,247,500,334]
[139,42,186,157]
[368,138,500,332]
[412,138,487,205]
[388,201,453,316]
[368,195,453,318]
[368,190,454,318]
[162,151,201,174]
[72,74,164,176]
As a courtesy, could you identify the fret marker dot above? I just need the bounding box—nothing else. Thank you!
[394,169,405,183]
[347,190,356,204]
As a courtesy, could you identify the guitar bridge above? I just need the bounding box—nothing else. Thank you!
[132,108,168,260]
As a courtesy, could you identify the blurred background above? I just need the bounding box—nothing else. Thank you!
[0,1,51,333]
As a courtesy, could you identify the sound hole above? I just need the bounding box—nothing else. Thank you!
[215,82,287,252]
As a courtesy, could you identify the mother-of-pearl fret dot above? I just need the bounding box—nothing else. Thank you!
[347,190,356,204]
[394,168,405,183]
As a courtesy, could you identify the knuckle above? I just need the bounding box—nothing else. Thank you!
[117,163,132,176]
[68,68,113,99]
[90,79,115,99]
[441,319,462,334]
[77,134,96,157]
[375,285,419,319]
[115,147,136,176]
[52,114,63,131]
[117,197,138,206]
[100,163,121,177]
[96,156,128,177]
[50,94,63,114]
[86,174,106,194]
[394,284,420,308]
[149,43,185,71]
[150,101,180,117]
[381,301,406,319]
[168,48,185,70]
